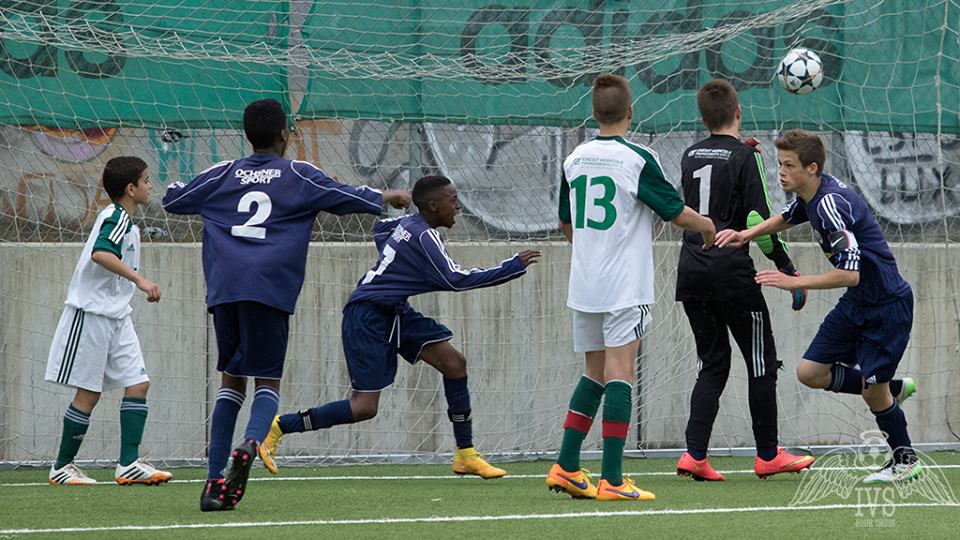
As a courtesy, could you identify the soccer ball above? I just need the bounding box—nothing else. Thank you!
[777,48,824,95]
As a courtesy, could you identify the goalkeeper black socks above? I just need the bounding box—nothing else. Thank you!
[757,446,778,461]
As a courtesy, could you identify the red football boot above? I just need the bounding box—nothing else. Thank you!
[676,452,725,481]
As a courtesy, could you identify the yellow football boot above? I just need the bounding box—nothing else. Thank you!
[596,477,656,501]
[546,463,597,498]
[452,447,506,479]
[257,416,284,474]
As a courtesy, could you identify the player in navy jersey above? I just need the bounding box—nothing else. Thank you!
[675,80,814,481]
[162,99,411,511]
[258,175,541,479]
[717,129,920,484]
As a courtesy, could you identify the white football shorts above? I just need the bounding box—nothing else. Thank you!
[45,305,149,393]
[571,305,653,353]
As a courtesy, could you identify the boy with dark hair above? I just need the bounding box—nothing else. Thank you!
[259,175,541,479]
[675,79,814,481]
[717,129,919,484]
[46,156,171,486]
[547,74,715,501]
[163,98,411,511]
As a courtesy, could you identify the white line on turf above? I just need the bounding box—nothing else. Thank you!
[1,502,957,535]
[3,464,959,488]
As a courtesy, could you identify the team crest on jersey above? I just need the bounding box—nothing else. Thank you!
[391,224,412,243]
[236,168,281,184]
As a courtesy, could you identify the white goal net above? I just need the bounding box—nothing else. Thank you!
[1,0,959,467]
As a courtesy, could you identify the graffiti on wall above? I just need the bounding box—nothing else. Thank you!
[1,122,958,241]
[845,132,960,225]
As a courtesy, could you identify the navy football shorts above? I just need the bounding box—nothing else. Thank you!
[803,287,913,386]
[342,301,453,392]
[212,301,290,380]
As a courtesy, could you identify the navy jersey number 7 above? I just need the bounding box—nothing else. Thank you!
[348,214,527,307]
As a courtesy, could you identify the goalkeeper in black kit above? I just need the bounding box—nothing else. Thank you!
[674,79,815,481]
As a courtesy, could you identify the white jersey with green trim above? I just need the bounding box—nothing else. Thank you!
[65,204,140,319]
[560,136,684,313]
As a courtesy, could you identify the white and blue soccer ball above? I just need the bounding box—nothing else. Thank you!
[777,48,824,95]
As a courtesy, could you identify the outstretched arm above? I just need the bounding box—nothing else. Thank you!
[162,161,233,215]
[419,230,538,291]
[382,189,412,209]
[756,267,858,291]
[717,214,793,248]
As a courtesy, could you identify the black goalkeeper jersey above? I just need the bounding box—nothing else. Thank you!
[676,134,792,301]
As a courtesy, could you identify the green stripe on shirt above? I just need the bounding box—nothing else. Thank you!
[614,137,684,221]
[92,203,129,258]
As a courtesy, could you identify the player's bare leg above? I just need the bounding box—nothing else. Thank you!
[347,390,381,422]
[796,359,833,389]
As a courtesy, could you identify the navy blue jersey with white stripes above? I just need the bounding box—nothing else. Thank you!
[781,173,909,305]
[162,154,384,313]
[348,214,527,307]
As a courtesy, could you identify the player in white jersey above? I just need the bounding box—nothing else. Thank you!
[45,156,171,487]
[546,74,715,501]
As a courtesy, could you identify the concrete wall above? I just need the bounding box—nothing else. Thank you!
[2,241,959,464]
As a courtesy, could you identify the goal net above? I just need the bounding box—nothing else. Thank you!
[1,0,959,467]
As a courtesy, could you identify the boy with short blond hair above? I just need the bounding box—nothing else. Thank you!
[547,74,715,501]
